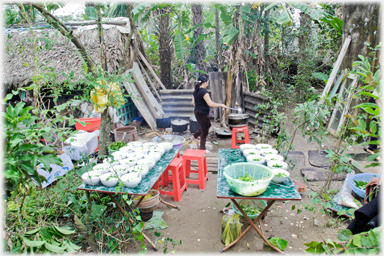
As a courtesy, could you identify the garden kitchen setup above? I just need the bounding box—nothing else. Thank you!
[4,2,381,254]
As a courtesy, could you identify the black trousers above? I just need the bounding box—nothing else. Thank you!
[193,110,211,150]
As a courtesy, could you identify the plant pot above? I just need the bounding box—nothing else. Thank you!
[171,119,188,133]
[133,190,160,208]
[189,114,200,134]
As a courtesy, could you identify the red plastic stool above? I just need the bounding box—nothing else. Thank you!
[231,125,250,149]
[157,158,187,202]
[182,149,208,190]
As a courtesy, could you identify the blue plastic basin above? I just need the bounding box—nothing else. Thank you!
[348,173,381,198]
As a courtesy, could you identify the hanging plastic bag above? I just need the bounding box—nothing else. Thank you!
[221,208,242,246]
[90,81,125,113]
[333,170,362,208]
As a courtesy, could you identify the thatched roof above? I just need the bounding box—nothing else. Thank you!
[3,24,133,90]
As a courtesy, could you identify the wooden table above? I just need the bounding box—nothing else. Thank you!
[217,149,302,253]
[77,148,180,251]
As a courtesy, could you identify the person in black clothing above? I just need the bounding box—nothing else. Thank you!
[191,75,226,151]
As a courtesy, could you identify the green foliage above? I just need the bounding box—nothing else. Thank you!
[3,100,65,197]
[304,226,381,254]
[265,236,288,251]
[10,225,80,254]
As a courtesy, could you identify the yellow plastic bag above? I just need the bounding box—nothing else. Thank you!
[90,81,125,113]
[221,209,242,246]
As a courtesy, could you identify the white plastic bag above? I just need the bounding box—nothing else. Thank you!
[333,170,360,208]
[62,130,99,160]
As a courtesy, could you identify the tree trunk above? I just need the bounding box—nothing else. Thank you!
[215,9,222,72]
[157,7,172,88]
[341,3,381,72]
[192,4,205,72]
[98,108,113,155]
[264,9,270,76]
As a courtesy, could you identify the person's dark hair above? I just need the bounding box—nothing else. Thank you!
[194,75,209,94]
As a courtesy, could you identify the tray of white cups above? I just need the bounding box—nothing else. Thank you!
[240,144,256,152]
[82,170,103,186]
[137,158,156,170]
[149,146,165,156]
[111,151,127,161]
[143,142,158,150]
[100,173,119,187]
[128,141,143,148]
[264,154,284,163]
[133,146,149,154]
[119,145,136,154]
[92,163,112,174]
[111,164,131,178]
[103,157,120,166]
[255,144,272,151]
[120,172,142,188]
[130,164,149,177]
[267,160,288,171]
[246,155,266,164]
[260,148,279,156]
[243,149,260,158]
[127,152,144,161]
[119,157,137,167]
[271,169,290,183]
[158,142,173,152]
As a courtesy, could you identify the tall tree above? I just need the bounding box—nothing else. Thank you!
[192,4,205,72]
[341,3,381,71]
[157,7,173,88]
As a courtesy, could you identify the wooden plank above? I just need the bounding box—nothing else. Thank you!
[327,74,358,137]
[330,69,347,96]
[131,72,161,119]
[131,62,165,119]
[122,79,156,130]
[322,36,351,97]
[136,50,167,91]
[209,72,227,121]
[137,59,162,103]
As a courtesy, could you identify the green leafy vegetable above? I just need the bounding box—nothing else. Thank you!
[239,204,261,216]
[109,141,126,150]
[275,172,287,177]
[354,180,368,190]
[273,164,283,168]
[236,173,255,182]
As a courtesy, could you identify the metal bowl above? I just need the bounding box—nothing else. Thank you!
[228,113,249,127]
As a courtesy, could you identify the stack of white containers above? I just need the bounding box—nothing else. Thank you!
[81,141,174,188]
[239,143,290,183]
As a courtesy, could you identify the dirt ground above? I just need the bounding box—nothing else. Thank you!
[130,114,380,255]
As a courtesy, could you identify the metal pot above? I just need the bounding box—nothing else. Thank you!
[228,113,249,127]
[189,114,200,134]
[171,119,189,133]
[156,117,171,128]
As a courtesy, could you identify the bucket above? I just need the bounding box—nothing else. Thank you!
[114,126,138,144]
[133,190,160,213]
